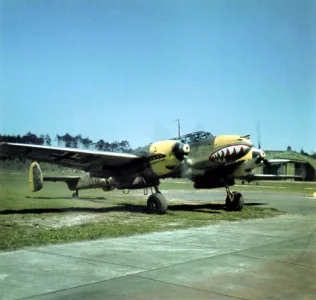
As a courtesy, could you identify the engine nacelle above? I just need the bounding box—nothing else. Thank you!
[233,148,266,177]
[116,176,159,190]
[148,140,190,176]
[76,174,116,191]
[101,177,116,191]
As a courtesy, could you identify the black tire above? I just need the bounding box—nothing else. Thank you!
[231,192,244,211]
[147,193,168,214]
[226,191,244,211]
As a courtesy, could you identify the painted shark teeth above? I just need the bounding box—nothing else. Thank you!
[210,144,251,162]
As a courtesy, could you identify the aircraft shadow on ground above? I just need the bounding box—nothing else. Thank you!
[0,202,268,216]
[244,202,268,206]
[25,196,107,200]
[167,203,224,213]
[0,205,146,215]
[0,203,223,215]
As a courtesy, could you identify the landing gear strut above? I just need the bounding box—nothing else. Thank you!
[72,189,79,199]
[147,186,168,214]
[225,186,244,211]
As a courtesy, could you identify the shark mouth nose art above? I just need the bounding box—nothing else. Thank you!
[210,144,251,162]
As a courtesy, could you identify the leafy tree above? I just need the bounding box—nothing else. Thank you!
[110,141,120,152]
[0,133,44,145]
[74,134,82,148]
[1,131,135,161]
[81,137,93,149]
[20,132,44,145]
[300,148,310,156]
[39,134,45,145]
[44,134,51,146]
[103,142,111,151]
[61,133,73,148]
[95,139,106,151]
[119,140,132,153]
[55,135,62,147]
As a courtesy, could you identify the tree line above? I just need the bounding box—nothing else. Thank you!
[1,132,315,159]
[287,146,316,159]
[0,132,133,153]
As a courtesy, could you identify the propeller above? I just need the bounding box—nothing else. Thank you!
[173,142,190,160]
[254,151,272,169]
[256,123,261,150]
[255,123,271,169]
[179,156,193,178]
[171,141,193,178]
[263,158,272,169]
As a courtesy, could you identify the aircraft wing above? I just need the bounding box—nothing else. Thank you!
[267,159,291,164]
[0,142,141,173]
[239,174,303,182]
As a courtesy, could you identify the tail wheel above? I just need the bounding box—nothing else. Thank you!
[147,193,168,214]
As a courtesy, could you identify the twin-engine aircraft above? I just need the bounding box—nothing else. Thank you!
[0,131,301,213]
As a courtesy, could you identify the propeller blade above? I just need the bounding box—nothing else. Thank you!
[179,157,193,178]
[256,123,261,149]
[263,159,272,169]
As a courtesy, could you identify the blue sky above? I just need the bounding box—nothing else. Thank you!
[1,0,315,152]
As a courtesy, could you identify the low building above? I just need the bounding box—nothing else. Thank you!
[254,151,316,181]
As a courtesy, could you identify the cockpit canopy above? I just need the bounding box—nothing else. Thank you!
[172,131,213,144]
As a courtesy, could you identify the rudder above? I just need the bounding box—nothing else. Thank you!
[29,162,43,192]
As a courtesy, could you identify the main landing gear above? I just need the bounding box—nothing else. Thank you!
[225,186,244,211]
[147,186,168,214]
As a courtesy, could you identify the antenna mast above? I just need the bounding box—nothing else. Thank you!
[174,119,181,138]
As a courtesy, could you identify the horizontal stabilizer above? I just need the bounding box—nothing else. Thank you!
[43,176,81,191]
[43,176,81,182]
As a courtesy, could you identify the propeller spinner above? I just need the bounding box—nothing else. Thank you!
[252,148,271,168]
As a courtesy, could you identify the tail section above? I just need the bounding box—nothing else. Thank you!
[29,162,43,192]
[43,176,80,191]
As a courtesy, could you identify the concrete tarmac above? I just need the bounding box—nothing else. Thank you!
[1,191,316,300]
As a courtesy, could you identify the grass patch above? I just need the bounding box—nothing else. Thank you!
[0,205,281,251]
[0,171,293,251]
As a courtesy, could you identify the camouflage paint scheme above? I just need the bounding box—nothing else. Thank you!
[1,131,301,212]
[29,133,254,192]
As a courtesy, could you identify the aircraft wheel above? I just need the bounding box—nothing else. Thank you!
[226,192,244,211]
[147,193,168,214]
[72,192,78,199]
